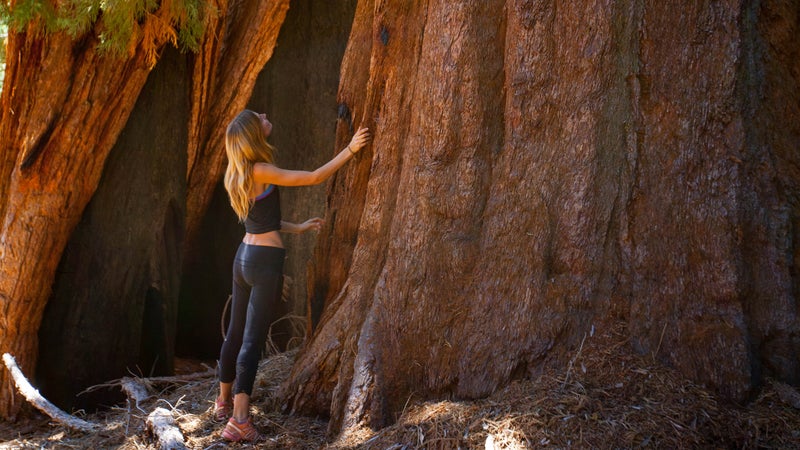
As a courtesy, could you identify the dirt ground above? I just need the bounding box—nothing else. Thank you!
[1,322,799,449]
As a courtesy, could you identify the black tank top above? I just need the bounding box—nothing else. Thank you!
[244,185,281,234]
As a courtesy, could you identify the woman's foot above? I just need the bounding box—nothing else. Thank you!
[221,416,265,442]
[212,397,232,423]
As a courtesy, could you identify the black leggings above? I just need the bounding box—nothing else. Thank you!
[218,243,285,395]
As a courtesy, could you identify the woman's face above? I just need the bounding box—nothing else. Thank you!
[258,113,273,137]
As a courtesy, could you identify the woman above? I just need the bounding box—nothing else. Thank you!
[214,109,370,442]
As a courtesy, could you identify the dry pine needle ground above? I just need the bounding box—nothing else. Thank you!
[1,322,798,449]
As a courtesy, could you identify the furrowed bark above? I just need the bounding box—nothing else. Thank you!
[281,0,799,436]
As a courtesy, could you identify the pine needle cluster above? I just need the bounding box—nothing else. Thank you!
[0,0,212,62]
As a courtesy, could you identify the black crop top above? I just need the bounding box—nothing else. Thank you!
[244,185,281,234]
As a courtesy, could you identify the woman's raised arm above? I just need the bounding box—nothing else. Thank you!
[253,127,371,186]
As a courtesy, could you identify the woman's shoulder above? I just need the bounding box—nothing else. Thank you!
[252,161,277,174]
[252,161,282,184]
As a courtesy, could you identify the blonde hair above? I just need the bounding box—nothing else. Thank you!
[224,110,277,222]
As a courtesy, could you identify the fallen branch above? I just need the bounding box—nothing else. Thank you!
[2,353,101,432]
[146,407,187,450]
[142,367,216,384]
[81,367,216,397]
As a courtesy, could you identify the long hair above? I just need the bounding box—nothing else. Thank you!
[224,110,277,222]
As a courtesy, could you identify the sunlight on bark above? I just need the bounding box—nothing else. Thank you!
[0,22,6,92]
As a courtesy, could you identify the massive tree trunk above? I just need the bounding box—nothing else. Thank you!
[35,0,291,409]
[0,0,289,418]
[280,0,799,436]
[0,15,176,420]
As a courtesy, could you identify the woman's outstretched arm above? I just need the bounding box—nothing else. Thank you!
[253,127,371,187]
[280,218,324,234]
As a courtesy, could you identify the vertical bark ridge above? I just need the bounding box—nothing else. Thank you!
[284,0,433,431]
[285,0,511,431]
[305,0,407,332]
[373,0,507,407]
[627,0,753,399]
[735,0,800,385]
[282,0,380,418]
[459,0,621,396]
[615,0,645,319]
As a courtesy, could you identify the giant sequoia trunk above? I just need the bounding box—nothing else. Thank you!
[35,0,290,409]
[0,18,173,420]
[281,0,799,435]
[0,0,289,418]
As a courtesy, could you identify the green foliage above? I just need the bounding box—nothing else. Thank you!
[0,0,211,57]
[56,0,101,37]
[96,0,158,54]
[173,0,207,52]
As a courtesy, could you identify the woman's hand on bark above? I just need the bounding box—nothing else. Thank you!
[300,217,324,233]
[348,127,371,154]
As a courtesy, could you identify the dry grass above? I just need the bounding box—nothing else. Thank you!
[1,322,799,449]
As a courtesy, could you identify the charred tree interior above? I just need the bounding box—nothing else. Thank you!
[249,0,359,340]
[176,182,242,359]
[36,47,189,411]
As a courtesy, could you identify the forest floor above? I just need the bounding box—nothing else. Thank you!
[1,322,799,449]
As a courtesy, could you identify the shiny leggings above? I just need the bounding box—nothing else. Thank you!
[218,243,285,395]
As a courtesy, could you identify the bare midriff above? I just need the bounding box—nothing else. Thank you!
[243,230,283,248]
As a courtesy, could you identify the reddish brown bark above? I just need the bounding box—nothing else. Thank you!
[183,0,289,255]
[627,1,751,398]
[627,0,799,399]
[281,0,799,436]
[0,0,291,417]
[0,16,175,418]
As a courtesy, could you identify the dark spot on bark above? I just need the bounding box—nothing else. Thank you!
[338,103,353,134]
[380,25,389,46]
